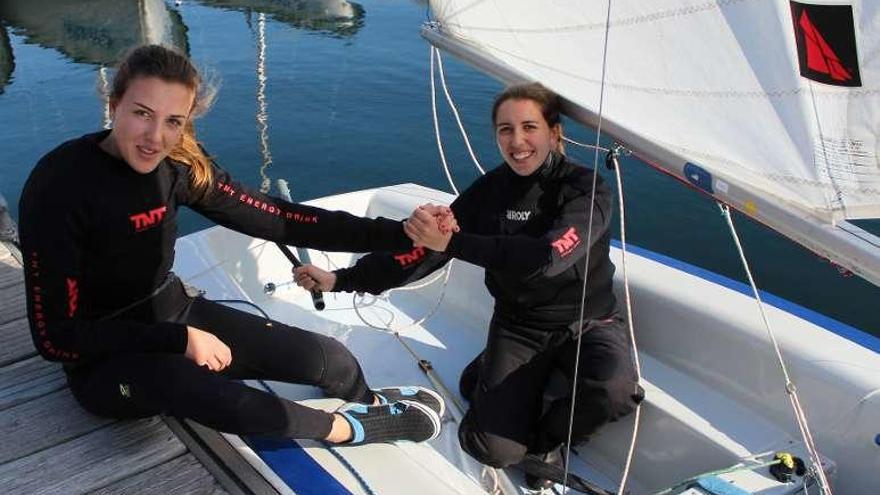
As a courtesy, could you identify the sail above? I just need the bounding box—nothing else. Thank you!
[426,1,879,221]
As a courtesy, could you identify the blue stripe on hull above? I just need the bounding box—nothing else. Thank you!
[613,240,880,354]
[246,436,353,495]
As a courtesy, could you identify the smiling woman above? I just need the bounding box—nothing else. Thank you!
[294,81,643,491]
[492,83,563,177]
[16,44,445,449]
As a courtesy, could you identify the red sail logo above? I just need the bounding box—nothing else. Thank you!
[790,2,861,87]
[799,11,851,82]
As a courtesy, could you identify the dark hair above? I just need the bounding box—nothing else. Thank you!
[491,82,564,154]
[110,45,216,197]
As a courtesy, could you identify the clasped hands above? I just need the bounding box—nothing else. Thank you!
[293,204,459,293]
[403,203,460,252]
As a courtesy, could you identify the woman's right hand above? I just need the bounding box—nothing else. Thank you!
[293,264,337,292]
[185,326,232,372]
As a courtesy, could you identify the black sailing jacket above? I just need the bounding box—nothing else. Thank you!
[334,152,617,327]
[19,131,411,363]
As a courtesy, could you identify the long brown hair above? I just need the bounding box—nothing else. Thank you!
[110,45,216,197]
[491,82,565,155]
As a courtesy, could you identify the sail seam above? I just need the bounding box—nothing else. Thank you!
[443,0,753,32]
[464,42,880,99]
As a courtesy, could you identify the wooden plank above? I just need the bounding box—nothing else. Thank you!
[0,356,66,412]
[0,281,25,326]
[167,418,275,495]
[0,318,36,367]
[0,251,23,289]
[0,416,187,495]
[92,453,228,495]
[0,388,113,464]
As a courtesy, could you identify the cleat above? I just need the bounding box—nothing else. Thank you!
[373,385,446,418]
[337,400,441,444]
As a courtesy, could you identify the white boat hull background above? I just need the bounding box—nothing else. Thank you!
[173,184,880,494]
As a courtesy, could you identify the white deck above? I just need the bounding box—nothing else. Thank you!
[173,183,880,494]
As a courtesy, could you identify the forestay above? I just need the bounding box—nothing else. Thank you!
[423,0,880,284]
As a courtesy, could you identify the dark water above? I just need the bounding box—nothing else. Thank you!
[0,0,876,335]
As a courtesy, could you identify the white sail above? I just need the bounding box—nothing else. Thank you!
[424,0,880,284]
[428,0,879,218]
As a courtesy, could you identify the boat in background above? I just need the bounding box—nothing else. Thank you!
[0,0,188,66]
[196,0,365,37]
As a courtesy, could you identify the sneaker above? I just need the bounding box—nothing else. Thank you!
[373,386,445,418]
[337,400,441,444]
[522,447,563,492]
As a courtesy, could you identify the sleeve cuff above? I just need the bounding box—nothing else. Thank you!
[332,268,353,293]
[154,322,189,354]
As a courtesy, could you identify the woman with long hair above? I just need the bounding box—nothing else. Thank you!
[18,44,444,446]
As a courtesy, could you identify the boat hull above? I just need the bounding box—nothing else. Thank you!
[173,183,880,494]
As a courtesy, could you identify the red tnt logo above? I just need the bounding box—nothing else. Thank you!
[129,206,167,232]
[66,278,78,318]
[393,246,426,267]
[551,227,580,257]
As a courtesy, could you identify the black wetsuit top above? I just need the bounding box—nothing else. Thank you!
[334,152,617,328]
[19,130,410,363]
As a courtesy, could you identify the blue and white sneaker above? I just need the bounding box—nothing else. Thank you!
[373,386,445,418]
[337,400,441,444]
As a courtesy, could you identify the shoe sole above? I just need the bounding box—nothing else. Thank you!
[380,385,446,419]
[399,399,442,443]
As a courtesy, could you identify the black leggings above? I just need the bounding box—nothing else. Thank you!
[66,296,374,440]
[458,313,643,468]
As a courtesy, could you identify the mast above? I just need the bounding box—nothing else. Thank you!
[422,25,880,288]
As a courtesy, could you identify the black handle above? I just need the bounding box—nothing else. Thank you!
[276,243,325,311]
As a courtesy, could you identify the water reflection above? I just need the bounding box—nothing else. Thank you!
[0,25,12,94]
[197,0,365,37]
[0,0,189,67]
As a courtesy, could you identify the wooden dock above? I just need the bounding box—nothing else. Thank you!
[0,241,257,494]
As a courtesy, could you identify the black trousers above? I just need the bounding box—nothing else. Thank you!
[458,312,642,468]
[66,292,374,440]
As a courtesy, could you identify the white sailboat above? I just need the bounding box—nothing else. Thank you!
[169,1,880,494]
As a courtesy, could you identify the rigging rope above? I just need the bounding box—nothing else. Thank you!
[435,50,485,175]
[430,47,460,195]
[312,250,467,418]
[563,1,621,493]
[608,148,643,494]
[717,203,832,494]
[564,136,609,153]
